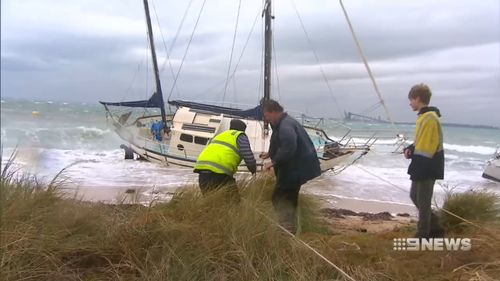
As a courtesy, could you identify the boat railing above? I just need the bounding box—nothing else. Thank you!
[304,125,374,152]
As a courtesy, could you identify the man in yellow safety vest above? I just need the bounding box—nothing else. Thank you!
[194,119,256,195]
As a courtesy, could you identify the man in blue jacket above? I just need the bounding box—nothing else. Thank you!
[261,99,321,234]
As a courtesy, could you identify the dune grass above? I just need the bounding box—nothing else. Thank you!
[1,159,500,280]
[440,189,500,232]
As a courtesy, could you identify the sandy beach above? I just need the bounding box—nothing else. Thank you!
[64,184,414,212]
[63,183,417,236]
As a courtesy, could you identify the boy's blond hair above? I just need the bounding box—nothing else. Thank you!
[408,83,432,105]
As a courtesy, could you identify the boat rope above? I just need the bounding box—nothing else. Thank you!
[354,165,408,193]
[206,4,261,103]
[146,38,150,99]
[290,0,343,119]
[272,29,282,101]
[330,150,369,175]
[353,165,500,240]
[338,0,397,130]
[159,0,195,74]
[151,0,182,98]
[243,196,358,281]
[222,0,243,105]
[257,4,265,102]
[167,0,208,101]
[228,5,262,87]
[123,57,145,100]
[232,77,238,104]
[439,208,500,240]
[360,102,382,116]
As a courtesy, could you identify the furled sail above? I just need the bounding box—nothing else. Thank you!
[99,91,163,108]
[168,100,263,120]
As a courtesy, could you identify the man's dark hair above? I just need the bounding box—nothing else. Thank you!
[262,99,284,113]
[230,119,247,131]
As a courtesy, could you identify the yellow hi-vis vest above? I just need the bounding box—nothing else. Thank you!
[194,130,243,176]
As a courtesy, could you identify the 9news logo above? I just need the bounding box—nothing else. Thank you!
[393,238,472,251]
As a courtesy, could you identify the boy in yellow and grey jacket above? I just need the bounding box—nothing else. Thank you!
[404,83,445,239]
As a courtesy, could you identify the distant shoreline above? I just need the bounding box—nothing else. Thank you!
[2,97,498,130]
[339,118,500,130]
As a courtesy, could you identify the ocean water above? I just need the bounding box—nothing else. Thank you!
[1,98,499,207]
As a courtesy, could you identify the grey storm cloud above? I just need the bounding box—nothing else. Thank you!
[1,0,499,126]
[2,34,139,70]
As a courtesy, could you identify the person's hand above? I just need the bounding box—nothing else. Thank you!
[259,152,269,159]
[404,148,412,159]
[264,162,273,170]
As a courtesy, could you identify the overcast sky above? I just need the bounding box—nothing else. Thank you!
[1,0,499,126]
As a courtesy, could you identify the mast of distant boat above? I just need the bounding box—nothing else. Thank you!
[143,0,168,128]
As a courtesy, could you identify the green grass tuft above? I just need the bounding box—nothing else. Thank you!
[440,189,500,231]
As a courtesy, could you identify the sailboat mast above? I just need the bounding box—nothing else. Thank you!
[263,0,272,101]
[143,0,167,128]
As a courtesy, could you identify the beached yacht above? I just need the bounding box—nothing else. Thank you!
[100,0,374,173]
[482,147,500,182]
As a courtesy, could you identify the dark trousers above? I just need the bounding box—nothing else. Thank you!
[410,180,443,238]
[272,181,301,234]
[198,171,239,201]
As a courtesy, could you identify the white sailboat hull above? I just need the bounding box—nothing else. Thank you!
[482,158,500,182]
[112,106,369,173]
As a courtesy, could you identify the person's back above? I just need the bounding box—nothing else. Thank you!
[151,121,163,141]
[270,113,321,184]
[261,99,321,234]
[195,129,245,176]
[194,119,256,195]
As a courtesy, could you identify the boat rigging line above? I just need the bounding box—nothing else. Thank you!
[354,165,408,193]
[222,0,243,105]
[338,0,396,130]
[206,3,262,104]
[158,0,195,74]
[151,0,183,98]
[228,5,262,89]
[272,27,282,101]
[167,0,208,102]
[290,0,343,119]
[360,102,383,116]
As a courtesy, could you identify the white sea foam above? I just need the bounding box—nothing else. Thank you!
[444,143,496,155]
[2,100,498,204]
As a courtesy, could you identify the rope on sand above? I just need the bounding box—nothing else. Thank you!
[354,165,407,193]
[256,208,357,281]
[354,164,500,240]
[242,191,358,281]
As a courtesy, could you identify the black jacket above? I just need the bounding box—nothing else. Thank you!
[269,113,321,186]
